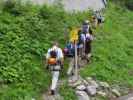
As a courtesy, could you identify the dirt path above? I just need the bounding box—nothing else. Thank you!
[42,82,64,100]
[43,93,63,100]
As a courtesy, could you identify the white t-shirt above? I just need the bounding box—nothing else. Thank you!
[46,46,64,60]
[80,33,93,42]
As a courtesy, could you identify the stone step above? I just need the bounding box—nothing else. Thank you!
[117,93,133,100]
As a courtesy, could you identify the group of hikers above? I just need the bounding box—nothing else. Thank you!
[45,12,104,95]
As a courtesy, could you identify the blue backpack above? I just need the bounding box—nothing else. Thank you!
[65,43,75,57]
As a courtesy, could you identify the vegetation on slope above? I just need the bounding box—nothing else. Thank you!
[0,0,89,99]
[81,3,133,88]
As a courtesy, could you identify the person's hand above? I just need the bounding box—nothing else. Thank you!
[61,64,64,69]
[46,65,49,70]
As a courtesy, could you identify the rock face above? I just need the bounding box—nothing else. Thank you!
[24,0,106,11]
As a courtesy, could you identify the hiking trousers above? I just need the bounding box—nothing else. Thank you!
[67,58,75,76]
[50,66,60,91]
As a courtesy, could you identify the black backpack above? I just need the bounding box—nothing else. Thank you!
[50,50,57,58]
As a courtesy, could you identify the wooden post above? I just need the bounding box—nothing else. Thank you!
[69,28,79,81]
[74,40,78,80]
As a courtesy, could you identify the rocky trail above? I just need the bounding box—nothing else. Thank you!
[41,37,133,100]
[42,57,88,100]
[42,55,133,100]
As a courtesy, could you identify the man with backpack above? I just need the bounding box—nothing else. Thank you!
[63,42,75,76]
[84,29,94,62]
[46,42,64,95]
[79,26,94,62]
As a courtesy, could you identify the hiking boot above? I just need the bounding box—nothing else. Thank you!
[50,90,55,95]
[86,59,90,63]
[71,72,74,76]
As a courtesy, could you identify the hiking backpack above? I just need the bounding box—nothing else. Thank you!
[50,50,57,58]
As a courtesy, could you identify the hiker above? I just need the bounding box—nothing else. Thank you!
[82,20,90,34]
[46,42,64,95]
[79,27,93,62]
[84,29,93,62]
[63,42,75,76]
[94,11,105,25]
[78,29,85,58]
[77,20,90,58]
[91,16,98,28]
[97,15,104,25]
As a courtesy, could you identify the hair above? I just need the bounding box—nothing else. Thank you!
[52,41,59,47]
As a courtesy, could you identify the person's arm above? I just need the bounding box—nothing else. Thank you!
[46,49,50,69]
[58,48,64,68]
